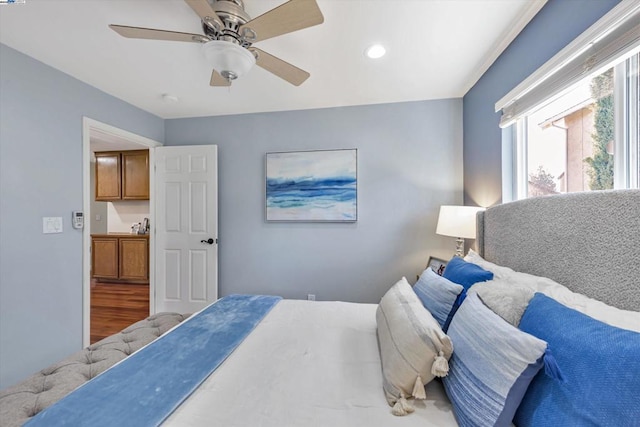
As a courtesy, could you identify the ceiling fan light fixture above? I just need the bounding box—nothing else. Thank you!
[365,44,386,59]
[203,40,256,80]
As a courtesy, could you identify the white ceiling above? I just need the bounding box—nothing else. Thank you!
[89,129,149,152]
[0,0,545,119]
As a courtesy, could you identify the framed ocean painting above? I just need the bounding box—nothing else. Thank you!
[266,149,358,222]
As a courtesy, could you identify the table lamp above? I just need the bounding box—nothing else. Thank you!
[436,205,485,257]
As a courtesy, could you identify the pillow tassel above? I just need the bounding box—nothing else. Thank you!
[431,351,449,377]
[391,393,414,416]
[543,347,566,383]
[412,376,426,400]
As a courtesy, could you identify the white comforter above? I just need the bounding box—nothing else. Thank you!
[163,299,456,426]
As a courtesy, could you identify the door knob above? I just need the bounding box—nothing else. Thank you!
[200,238,215,245]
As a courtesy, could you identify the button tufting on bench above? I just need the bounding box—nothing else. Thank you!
[0,312,189,427]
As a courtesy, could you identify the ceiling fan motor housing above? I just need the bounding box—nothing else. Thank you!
[203,0,254,47]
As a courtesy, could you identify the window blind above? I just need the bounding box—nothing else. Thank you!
[496,1,640,129]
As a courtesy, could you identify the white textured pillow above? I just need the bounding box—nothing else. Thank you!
[464,249,516,279]
[468,279,534,327]
[376,277,453,415]
[465,250,640,332]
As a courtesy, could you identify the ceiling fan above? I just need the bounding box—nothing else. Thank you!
[109,0,324,87]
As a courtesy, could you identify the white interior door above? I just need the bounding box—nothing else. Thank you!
[155,145,218,314]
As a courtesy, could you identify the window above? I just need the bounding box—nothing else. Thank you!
[514,54,639,199]
[497,2,640,201]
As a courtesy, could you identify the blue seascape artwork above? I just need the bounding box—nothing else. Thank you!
[266,149,357,222]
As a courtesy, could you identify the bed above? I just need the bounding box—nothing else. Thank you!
[7,189,640,426]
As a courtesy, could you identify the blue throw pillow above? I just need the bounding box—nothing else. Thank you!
[442,256,494,324]
[515,293,640,426]
[442,293,556,427]
[442,256,494,290]
[413,267,464,330]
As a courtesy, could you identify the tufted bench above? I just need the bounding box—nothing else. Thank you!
[0,312,190,427]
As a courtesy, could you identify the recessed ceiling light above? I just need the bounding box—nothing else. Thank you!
[162,94,179,103]
[365,44,386,59]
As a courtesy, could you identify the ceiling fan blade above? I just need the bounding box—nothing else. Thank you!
[109,25,207,43]
[184,0,224,30]
[240,0,324,43]
[250,47,310,86]
[210,70,231,87]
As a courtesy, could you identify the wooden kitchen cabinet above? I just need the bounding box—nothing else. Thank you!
[92,234,149,283]
[95,152,121,201]
[91,237,119,280]
[119,237,149,281]
[95,150,149,201]
[122,150,150,200]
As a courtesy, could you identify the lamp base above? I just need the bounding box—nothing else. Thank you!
[455,238,464,257]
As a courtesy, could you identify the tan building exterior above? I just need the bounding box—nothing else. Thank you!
[530,102,597,196]
[563,106,595,192]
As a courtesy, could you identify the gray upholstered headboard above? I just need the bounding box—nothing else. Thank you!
[476,189,639,312]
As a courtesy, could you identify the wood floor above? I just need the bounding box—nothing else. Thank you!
[90,279,149,344]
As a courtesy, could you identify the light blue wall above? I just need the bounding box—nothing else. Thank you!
[1,44,463,388]
[165,99,464,303]
[463,0,621,207]
[0,44,164,388]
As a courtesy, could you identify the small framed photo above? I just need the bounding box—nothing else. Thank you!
[427,256,448,276]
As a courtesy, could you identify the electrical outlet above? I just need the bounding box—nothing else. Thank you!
[307,294,316,301]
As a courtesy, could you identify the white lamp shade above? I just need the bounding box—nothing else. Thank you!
[436,205,485,239]
[202,40,256,78]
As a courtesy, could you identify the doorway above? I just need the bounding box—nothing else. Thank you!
[82,118,161,346]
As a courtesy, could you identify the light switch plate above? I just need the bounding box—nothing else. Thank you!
[43,217,63,234]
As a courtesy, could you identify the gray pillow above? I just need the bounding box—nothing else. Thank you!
[468,279,534,327]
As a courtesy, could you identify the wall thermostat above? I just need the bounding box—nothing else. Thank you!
[72,211,84,229]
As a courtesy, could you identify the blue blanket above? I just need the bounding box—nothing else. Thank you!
[25,294,281,427]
